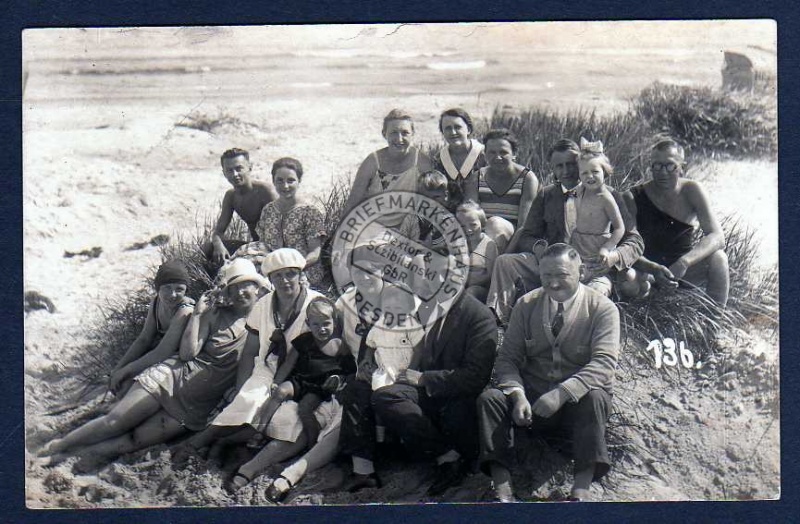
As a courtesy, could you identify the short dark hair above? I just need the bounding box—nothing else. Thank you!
[541,242,581,263]
[382,109,415,135]
[547,139,580,161]
[271,157,304,181]
[652,138,686,161]
[418,169,449,191]
[483,129,519,154]
[307,296,338,321]
[439,108,474,134]
[220,148,250,166]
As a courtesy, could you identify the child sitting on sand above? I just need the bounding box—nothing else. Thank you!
[570,138,625,284]
[208,148,278,265]
[248,297,354,450]
[455,200,498,302]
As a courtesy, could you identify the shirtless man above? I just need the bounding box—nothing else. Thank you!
[209,148,279,265]
[620,139,729,306]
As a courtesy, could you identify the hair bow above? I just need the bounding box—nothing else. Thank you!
[579,137,604,154]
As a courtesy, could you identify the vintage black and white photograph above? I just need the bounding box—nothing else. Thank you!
[23,21,778,507]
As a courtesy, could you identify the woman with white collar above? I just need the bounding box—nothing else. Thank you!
[181,249,340,459]
[433,107,486,209]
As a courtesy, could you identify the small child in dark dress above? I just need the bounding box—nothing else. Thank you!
[253,297,354,447]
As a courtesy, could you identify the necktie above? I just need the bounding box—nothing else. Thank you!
[551,302,564,338]
[564,190,577,242]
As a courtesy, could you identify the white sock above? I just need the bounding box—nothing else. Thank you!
[435,449,461,465]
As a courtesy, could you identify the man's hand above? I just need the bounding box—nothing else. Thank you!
[652,264,679,289]
[396,369,423,387]
[212,242,230,266]
[532,240,548,261]
[599,248,620,269]
[531,388,569,418]
[510,391,533,427]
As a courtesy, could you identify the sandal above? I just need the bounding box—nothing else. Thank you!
[265,475,293,504]
[224,471,252,494]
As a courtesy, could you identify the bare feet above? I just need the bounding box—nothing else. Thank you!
[37,440,64,457]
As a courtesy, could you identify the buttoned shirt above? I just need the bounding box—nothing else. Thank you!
[563,183,580,243]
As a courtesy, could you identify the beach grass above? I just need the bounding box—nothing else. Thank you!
[64,80,778,501]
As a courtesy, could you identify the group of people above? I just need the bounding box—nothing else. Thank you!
[38,107,730,504]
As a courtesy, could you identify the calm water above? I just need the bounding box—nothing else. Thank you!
[23,23,776,106]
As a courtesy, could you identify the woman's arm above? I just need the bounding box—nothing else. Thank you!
[113,298,159,371]
[109,305,193,393]
[235,332,261,390]
[515,168,540,237]
[179,297,217,361]
[343,153,378,215]
[302,206,326,268]
[272,350,299,386]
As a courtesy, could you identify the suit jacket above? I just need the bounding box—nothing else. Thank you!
[515,183,644,269]
[412,293,498,399]
[494,284,620,400]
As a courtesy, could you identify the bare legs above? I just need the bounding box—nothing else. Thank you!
[41,384,161,456]
[619,249,729,307]
[689,250,729,307]
[71,410,187,472]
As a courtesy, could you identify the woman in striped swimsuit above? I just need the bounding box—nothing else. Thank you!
[477,129,539,253]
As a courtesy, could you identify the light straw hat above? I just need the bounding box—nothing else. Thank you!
[217,258,266,289]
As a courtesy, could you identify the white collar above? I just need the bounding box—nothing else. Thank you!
[561,182,581,194]
[549,284,582,313]
[440,139,484,180]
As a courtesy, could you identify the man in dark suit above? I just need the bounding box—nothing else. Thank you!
[478,243,621,502]
[372,261,498,496]
[486,139,644,324]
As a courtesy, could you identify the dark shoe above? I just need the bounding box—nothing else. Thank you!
[427,459,467,496]
[344,472,382,493]
[265,476,293,504]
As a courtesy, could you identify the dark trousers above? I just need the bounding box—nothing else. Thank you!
[477,387,612,481]
[338,378,378,461]
[372,383,481,461]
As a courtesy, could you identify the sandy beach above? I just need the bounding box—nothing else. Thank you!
[23,21,778,507]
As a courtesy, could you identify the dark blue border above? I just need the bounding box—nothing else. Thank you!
[4,1,796,522]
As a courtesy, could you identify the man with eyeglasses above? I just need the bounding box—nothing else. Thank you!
[619,139,729,306]
[486,139,644,325]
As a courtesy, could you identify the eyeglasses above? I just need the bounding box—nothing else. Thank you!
[270,268,301,282]
[651,162,680,173]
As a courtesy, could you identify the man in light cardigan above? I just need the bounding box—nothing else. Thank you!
[477,243,620,502]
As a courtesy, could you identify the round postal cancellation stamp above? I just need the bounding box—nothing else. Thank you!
[331,191,470,332]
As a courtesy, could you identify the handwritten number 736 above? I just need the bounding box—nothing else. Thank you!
[647,338,696,369]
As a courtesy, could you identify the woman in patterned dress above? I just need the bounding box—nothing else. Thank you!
[247,157,328,288]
